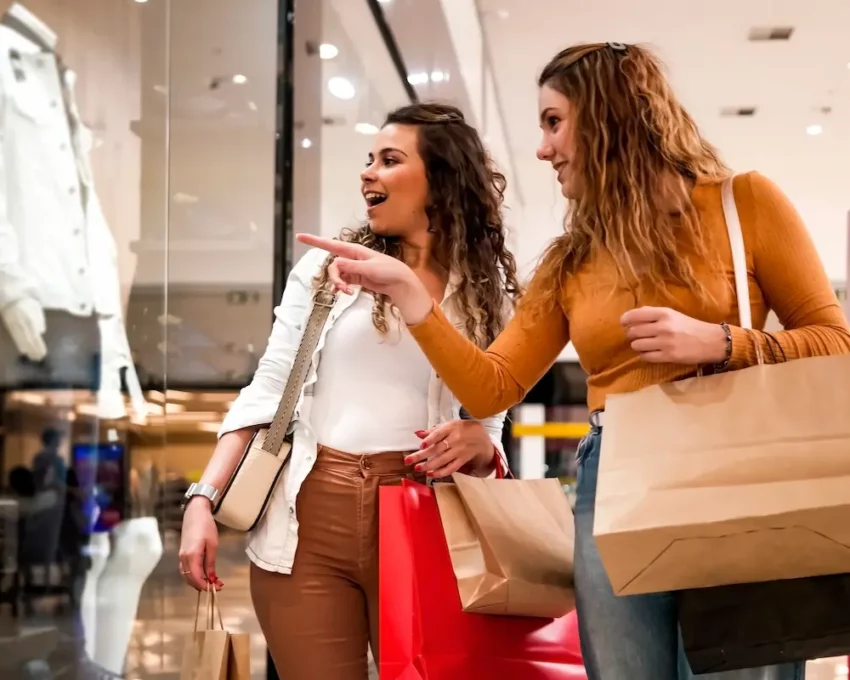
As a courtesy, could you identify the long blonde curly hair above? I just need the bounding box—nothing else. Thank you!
[526,43,731,311]
[315,103,521,347]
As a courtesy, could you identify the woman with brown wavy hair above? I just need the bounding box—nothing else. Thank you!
[299,43,850,679]
[178,102,519,679]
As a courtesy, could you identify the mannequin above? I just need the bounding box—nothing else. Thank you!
[0,3,145,419]
[88,518,163,676]
[76,443,164,677]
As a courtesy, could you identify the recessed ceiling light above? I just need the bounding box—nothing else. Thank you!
[407,72,429,86]
[378,0,393,4]
[232,74,248,85]
[806,124,823,136]
[355,122,379,135]
[301,138,313,149]
[247,101,258,112]
[328,76,356,100]
[134,0,149,4]
[430,70,448,83]
[319,43,339,60]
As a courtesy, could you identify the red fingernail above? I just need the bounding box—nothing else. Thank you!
[209,572,217,581]
[415,430,427,437]
[415,464,424,472]
[404,456,413,465]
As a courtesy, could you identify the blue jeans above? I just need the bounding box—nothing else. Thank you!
[573,424,806,680]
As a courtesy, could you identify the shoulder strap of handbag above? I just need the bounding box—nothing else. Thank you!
[261,291,336,455]
[720,176,753,330]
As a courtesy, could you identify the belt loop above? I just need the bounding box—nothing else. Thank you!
[589,410,605,430]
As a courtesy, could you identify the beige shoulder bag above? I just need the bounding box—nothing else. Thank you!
[213,290,335,532]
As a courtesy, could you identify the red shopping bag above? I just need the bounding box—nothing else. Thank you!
[379,480,586,679]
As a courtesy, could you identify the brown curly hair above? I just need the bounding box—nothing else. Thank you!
[315,103,521,346]
[526,43,731,312]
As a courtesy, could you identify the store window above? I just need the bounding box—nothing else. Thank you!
[0,0,282,677]
[290,0,411,264]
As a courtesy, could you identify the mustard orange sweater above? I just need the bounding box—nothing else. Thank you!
[410,172,850,416]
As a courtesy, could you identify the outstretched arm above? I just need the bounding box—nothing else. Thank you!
[296,234,570,418]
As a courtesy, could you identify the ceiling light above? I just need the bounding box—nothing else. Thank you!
[378,0,393,4]
[328,76,356,100]
[134,0,149,3]
[355,122,379,135]
[806,124,823,136]
[301,138,313,149]
[247,101,257,112]
[232,74,248,85]
[319,43,339,60]
[430,70,448,83]
[407,72,429,86]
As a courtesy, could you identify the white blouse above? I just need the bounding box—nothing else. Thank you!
[309,292,433,454]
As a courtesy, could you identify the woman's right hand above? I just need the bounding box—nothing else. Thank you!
[179,498,224,591]
[296,234,434,325]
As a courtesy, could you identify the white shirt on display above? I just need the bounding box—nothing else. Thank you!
[0,3,145,418]
[220,248,510,574]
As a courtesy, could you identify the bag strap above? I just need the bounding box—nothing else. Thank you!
[262,290,336,455]
[720,177,752,330]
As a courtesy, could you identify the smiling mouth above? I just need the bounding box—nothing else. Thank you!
[553,162,569,182]
[364,191,388,207]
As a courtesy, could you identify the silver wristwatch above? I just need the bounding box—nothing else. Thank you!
[182,482,220,509]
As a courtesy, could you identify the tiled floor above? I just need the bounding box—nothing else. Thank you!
[805,657,849,680]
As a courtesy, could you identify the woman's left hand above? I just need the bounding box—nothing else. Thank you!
[406,420,496,478]
[621,306,728,365]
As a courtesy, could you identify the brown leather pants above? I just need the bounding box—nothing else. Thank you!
[250,446,422,680]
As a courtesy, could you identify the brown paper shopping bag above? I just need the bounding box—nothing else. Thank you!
[434,473,575,618]
[180,587,251,680]
[592,353,850,597]
[227,633,252,680]
[592,176,850,598]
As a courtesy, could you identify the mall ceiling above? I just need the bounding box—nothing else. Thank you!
[478,0,850,279]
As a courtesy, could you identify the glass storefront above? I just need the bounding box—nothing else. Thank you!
[0,0,418,675]
[0,0,283,677]
[289,0,411,257]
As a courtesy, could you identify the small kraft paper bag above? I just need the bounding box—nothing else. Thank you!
[181,587,251,680]
[434,472,575,618]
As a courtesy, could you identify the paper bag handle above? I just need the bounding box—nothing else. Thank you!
[720,176,764,366]
[720,177,751,330]
[194,585,225,632]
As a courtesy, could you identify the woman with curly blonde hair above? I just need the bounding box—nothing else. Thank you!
[179,102,518,679]
[299,43,850,679]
